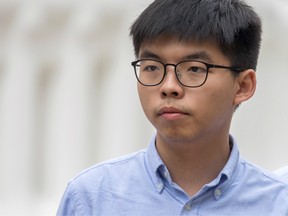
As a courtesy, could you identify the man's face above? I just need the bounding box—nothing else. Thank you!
[137,34,241,144]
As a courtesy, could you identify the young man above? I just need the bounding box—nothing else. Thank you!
[57,0,288,215]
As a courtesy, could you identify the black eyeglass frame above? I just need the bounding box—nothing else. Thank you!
[131,59,244,88]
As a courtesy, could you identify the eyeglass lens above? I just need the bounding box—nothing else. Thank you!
[134,60,208,87]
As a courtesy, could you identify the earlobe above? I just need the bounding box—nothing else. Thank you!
[234,69,257,106]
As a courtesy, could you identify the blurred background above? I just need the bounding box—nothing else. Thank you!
[0,0,287,215]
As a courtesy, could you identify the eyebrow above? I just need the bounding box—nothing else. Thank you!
[139,50,160,60]
[139,50,213,63]
[184,52,213,62]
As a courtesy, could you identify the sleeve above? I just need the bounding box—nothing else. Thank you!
[56,183,79,216]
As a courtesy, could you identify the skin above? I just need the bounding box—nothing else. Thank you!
[137,34,256,196]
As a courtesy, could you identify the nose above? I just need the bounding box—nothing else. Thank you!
[160,65,184,98]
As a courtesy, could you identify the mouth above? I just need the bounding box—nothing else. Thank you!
[158,107,188,120]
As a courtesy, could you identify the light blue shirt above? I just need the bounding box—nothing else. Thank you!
[275,166,288,184]
[57,136,288,215]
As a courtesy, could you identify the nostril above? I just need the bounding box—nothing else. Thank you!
[161,91,178,97]
[172,92,178,96]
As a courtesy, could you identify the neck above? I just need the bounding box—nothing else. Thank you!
[156,133,231,197]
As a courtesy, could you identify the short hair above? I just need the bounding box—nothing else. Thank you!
[130,0,262,70]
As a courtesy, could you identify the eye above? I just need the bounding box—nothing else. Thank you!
[188,66,206,73]
[178,61,207,74]
[139,60,162,73]
[143,65,159,72]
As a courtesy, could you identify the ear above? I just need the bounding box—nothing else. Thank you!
[234,69,257,106]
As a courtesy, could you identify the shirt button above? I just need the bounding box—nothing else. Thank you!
[163,171,168,178]
[214,188,222,197]
[157,183,164,190]
[184,203,192,211]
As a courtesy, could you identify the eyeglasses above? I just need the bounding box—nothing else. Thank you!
[131,59,243,88]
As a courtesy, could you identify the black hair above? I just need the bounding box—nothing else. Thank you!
[130,0,262,70]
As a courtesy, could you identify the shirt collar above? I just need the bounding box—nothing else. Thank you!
[145,134,166,193]
[145,134,241,198]
[205,135,241,200]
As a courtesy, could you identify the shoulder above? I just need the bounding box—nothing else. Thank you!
[65,148,150,194]
[70,149,147,186]
[239,159,288,191]
[57,149,148,215]
[234,159,288,213]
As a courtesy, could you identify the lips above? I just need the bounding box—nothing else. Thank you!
[158,106,188,119]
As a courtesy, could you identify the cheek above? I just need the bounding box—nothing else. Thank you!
[197,82,235,116]
[137,85,147,105]
[208,88,237,119]
[207,75,237,105]
[209,89,233,107]
[137,85,155,116]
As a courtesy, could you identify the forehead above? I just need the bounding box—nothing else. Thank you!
[138,34,230,64]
